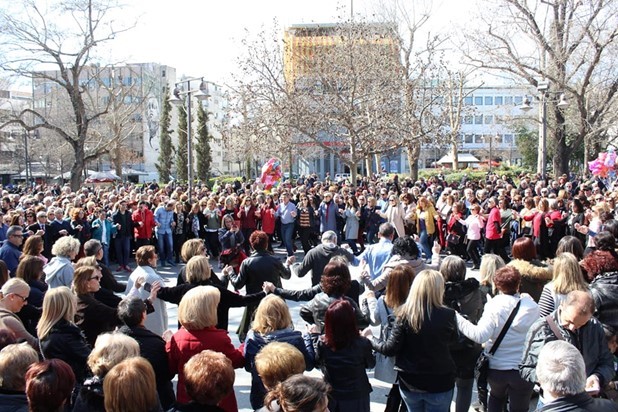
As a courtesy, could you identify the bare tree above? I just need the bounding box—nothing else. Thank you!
[440,69,479,171]
[229,20,403,185]
[464,0,618,176]
[372,0,452,179]
[0,0,135,190]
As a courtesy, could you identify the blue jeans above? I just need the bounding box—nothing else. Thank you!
[399,385,453,412]
[157,231,173,262]
[420,230,433,260]
[114,236,131,267]
[101,243,110,267]
[281,222,295,257]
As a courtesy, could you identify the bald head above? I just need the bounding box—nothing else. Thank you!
[562,290,595,316]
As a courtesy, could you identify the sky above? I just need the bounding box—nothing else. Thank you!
[109,0,474,86]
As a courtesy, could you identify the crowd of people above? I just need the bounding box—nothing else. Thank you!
[0,170,617,412]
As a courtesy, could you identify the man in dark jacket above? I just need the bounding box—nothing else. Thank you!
[0,226,23,276]
[536,340,618,412]
[117,297,175,410]
[520,291,614,395]
[228,231,293,341]
[295,230,357,286]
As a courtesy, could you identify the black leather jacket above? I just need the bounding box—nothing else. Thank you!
[300,293,369,332]
[371,306,458,393]
[230,251,291,294]
[589,271,618,329]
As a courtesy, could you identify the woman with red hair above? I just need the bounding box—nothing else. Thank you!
[313,299,375,412]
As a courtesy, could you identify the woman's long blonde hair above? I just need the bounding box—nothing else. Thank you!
[397,270,444,333]
[37,286,76,341]
[552,253,587,295]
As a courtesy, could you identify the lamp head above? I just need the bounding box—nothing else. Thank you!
[557,94,568,109]
[519,97,533,112]
[169,87,182,106]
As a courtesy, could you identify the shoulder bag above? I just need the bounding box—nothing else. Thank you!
[474,300,521,411]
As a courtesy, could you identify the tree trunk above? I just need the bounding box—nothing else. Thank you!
[70,146,85,191]
[551,110,570,177]
[364,156,372,177]
[553,134,570,177]
[451,138,459,171]
[407,141,421,181]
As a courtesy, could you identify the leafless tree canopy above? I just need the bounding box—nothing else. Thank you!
[464,0,618,175]
[0,0,139,189]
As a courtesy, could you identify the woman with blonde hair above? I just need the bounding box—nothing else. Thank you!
[414,196,439,262]
[38,286,91,386]
[103,357,160,412]
[366,270,458,411]
[167,286,245,412]
[244,295,314,409]
[479,254,506,298]
[73,332,141,412]
[538,252,587,317]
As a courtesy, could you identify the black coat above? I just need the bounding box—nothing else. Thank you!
[27,222,52,259]
[93,262,124,308]
[118,325,175,409]
[73,376,104,412]
[443,278,485,378]
[589,271,618,330]
[158,279,266,331]
[372,306,458,393]
[536,392,618,412]
[39,319,91,384]
[75,293,123,347]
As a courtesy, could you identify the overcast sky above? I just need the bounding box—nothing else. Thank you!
[110,0,473,85]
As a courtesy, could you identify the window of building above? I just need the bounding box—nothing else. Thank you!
[484,96,493,105]
[505,96,513,105]
[475,115,483,124]
[474,96,483,105]
[464,96,473,106]
[495,96,503,105]
[514,96,523,105]
[464,115,473,124]
[484,115,493,124]
[504,134,514,144]
[464,134,473,143]
[474,134,483,143]
[494,134,503,143]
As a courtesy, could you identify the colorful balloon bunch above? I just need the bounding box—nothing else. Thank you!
[260,158,283,193]
[589,149,617,178]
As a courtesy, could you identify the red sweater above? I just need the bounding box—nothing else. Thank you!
[166,326,245,411]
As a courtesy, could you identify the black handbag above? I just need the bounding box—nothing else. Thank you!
[474,300,521,412]
[446,233,461,244]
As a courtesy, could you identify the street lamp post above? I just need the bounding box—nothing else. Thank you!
[169,77,211,197]
[520,81,568,180]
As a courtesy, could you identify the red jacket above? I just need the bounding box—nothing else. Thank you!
[132,208,156,240]
[166,326,245,411]
[259,206,276,235]
[237,206,258,230]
